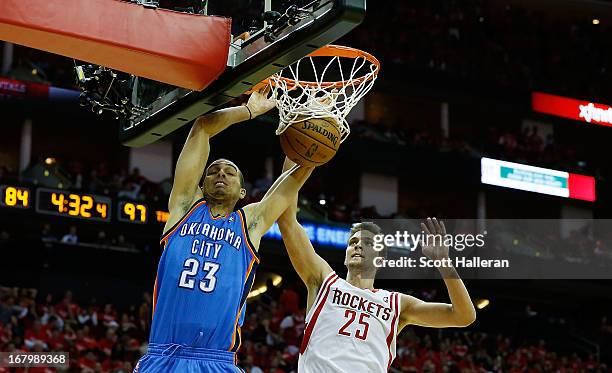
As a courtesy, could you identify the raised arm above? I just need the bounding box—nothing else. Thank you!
[276,159,333,294]
[165,88,274,231]
[241,159,314,248]
[398,218,476,331]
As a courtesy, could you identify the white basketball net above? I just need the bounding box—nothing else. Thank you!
[269,47,379,143]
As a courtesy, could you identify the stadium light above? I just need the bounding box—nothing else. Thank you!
[272,275,282,287]
[247,274,283,299]
[475,299,490,310]
[593,19,600,25]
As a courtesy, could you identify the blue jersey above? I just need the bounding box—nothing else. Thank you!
[150,199,259,352]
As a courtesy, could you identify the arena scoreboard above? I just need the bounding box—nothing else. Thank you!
[36,188,111,222]
[1,185,30,209]
[118,201,147,224]
[0,184,169,225]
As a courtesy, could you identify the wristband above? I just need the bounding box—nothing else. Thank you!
[243,105,253,120]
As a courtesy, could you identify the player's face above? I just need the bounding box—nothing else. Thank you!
[344,230,378,271]
[203,161,245,201]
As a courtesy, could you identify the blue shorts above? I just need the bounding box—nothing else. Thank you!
[134,343,243,373]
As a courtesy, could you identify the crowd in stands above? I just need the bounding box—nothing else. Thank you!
[344,0,612,101]
[489,221,612,267]
[351,119,591,176]
[0,287,149,373]
[59,163,166,204]
[481,126,590,175]
[39,224,137,252]
[0,283,608,373]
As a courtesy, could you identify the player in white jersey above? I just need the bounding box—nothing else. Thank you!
[276,161,476,373]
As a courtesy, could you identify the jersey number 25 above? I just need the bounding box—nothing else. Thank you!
[338,310,371,340]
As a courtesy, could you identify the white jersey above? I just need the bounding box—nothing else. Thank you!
[298,272,401,373]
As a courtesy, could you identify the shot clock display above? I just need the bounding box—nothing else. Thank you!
[36,188,111,222]
[118,201,148,224]
[1,185,30,209]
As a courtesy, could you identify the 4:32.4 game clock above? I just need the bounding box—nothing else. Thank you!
[35,188,111,222]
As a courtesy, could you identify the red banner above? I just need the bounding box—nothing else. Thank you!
[532,92,612,128]
[0,76,49,100]
[568,173,596,202]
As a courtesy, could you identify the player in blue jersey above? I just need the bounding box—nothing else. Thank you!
[135,87,313,373]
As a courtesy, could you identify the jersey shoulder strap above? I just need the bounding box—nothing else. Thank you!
[160,198,207,244]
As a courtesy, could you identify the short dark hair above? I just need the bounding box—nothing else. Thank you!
[349,222,381,237]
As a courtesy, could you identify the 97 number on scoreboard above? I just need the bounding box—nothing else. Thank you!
[118,201,147,224]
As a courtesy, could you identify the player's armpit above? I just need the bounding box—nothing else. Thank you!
[398,294,476,331]
[164,191,202,235]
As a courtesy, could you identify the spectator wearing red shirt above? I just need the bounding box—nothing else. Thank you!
[99,328,118,356]
[279,287,299,314]
[278,311,304,349]
[47,329,65,350]
[453,337,469,357]
[54,291,78,321]
[268,301,284,332]
[75,325,98,352]
[77,351,98,370]
[101,304,118,328]
[24,320,49,350]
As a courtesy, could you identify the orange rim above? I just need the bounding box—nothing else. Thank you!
[251,45,380,92]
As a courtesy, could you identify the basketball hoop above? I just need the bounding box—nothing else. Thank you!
[264,45,380,142]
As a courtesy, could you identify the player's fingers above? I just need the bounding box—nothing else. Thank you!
[322,92,335,104]
[429,217,438,234]
[426,218,435,234]
[260,84,271,97]
[420,222,431,235]
[432,217,442,234]
[440,221,447,235]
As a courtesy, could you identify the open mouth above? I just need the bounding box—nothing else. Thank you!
[351,253,364,259]
[215,181,227,187]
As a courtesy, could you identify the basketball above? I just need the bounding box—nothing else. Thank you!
[280,118,341,167]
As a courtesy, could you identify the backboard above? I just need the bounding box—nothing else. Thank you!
[91,0,366,147]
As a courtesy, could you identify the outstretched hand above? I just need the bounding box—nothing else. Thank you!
[420,217,450,260]
[246,85,276,118]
